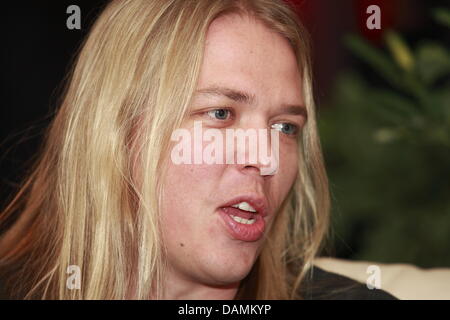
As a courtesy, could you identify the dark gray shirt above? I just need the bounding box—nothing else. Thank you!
[300,266,398,300]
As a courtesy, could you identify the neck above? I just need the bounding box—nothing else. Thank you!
[163,282,239,300]
[157,268,241,300]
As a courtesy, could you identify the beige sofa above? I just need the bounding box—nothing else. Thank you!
[313,257,450,300]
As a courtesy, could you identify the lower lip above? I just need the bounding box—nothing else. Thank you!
[217,208,266,242]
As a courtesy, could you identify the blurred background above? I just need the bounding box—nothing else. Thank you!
[1,1,449,268]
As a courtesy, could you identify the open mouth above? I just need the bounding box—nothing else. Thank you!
[217,196,268,242]
[223,201,258,224]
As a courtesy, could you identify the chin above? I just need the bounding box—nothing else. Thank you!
[201,250,257,286]
[205,266,253,287]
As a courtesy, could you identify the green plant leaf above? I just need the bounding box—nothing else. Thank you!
[371,89,418,120]
[385,31,415,72]
[432,7,450,28]
[344,34,403,90]
[416,42,450,85]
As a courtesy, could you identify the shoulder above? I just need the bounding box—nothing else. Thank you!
[299,266,398,300]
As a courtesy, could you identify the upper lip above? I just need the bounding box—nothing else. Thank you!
[219,194,269,217]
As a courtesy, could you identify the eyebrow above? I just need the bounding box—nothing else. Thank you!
[194,86,307,118]
[195,86,256,105]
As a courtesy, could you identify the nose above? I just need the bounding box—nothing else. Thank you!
[226,125,279,176]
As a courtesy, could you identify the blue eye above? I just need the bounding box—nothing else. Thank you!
[206,109,231,120]
[271,123,298,136]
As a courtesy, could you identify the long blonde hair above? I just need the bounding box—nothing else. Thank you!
[0,0,329,299]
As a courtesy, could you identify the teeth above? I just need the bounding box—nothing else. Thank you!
[231,201,257,213]
[230,215,256,225]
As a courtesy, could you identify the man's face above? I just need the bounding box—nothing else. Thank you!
[161,14,306,289]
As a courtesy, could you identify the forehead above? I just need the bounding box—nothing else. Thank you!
[197,13,304,105]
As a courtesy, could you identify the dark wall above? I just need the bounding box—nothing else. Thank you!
[1,1,106,207]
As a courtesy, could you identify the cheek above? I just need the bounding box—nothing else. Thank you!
[161,162,224,242]
[279,143,299,184]
[163,162,223,202]
[267,143,298,216]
